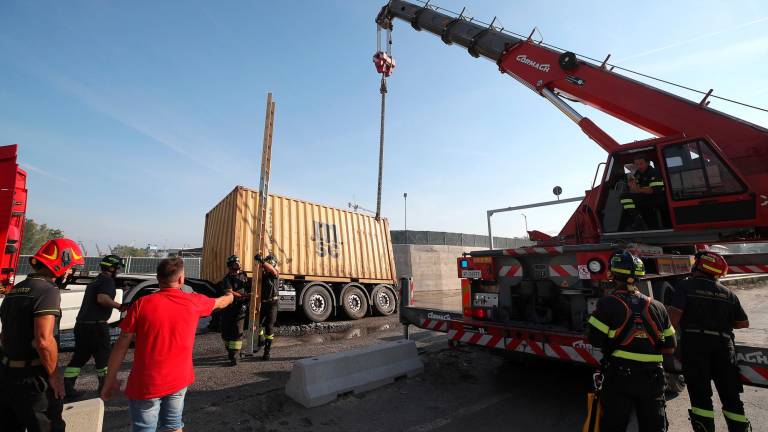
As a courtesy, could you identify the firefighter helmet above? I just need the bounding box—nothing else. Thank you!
[30,238,85,277]
[265,254,278,267]
[100,254,124,270]
[610,251,645,284]
[226,255,240,267]
[694,251,728,277]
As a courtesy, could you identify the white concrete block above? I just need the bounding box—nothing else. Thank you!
[62,398,104,432]
[285,339,423,408]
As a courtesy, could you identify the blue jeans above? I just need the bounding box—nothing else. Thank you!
[129,387,187,431]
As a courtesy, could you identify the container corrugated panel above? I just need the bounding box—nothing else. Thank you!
[201,186,396,284]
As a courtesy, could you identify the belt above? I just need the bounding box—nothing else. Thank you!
[78,320,107,324]
[1,357,42,368]
[684,328,732,339]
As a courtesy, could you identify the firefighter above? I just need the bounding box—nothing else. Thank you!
[256,254,280,361]
[586,251,677,432]
[0,238,85,432]
[64,254,125,399]
[620,157,667,231]
[219,255,251,366]
[668,251,751,432]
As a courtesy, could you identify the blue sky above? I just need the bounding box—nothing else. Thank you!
[1,0,767,253]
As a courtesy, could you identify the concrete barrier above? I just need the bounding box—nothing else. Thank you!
[62,398,104,432]
[285,339,423,407]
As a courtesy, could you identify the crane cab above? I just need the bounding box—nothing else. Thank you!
[597,136,757,244]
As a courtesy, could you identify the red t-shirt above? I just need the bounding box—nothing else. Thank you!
[119,288,215,400]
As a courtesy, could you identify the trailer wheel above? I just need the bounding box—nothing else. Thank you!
[372,285,397,316]
[341,285,368,320]
[302,285,333,322]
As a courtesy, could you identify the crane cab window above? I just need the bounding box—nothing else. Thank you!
[663,140,744,200]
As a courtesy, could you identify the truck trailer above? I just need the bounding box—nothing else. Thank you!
[201,186,398,322]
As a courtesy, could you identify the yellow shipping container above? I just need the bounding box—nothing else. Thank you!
[201,186,397,321]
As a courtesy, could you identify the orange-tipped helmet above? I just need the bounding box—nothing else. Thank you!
[30,238,85,277]
[694,251,728,278]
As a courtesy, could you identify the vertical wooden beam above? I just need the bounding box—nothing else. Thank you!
[246,92,276,354]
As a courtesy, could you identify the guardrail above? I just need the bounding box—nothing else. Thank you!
[15,256,201,278]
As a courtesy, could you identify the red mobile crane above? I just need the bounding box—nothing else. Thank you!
[0,145,27,294]
[378,1,768,388]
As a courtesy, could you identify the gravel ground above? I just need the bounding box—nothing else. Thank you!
[57,284,768,431]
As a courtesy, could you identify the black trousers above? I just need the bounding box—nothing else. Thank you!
[0,366,65,432]
[620,193,668,230]
[600,362,667,432]
[221,302,247,350]
[682,334,746,423]
[66,322,111,376]
[260,302,278,338]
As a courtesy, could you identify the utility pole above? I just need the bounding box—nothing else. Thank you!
[246,92,276,355]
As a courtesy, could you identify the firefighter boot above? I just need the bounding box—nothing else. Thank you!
[64,377,84,400]
[725,416,751,432]
[228,349,239,366]
[262,339,272,361]
[689,410,715,432]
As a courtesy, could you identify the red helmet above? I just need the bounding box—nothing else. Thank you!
[694,251,728,277]
[30,238,85,277]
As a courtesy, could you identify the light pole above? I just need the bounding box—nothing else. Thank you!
[521,213,529,239]
[403,193,408,231]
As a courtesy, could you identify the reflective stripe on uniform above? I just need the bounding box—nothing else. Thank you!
[258,328,265,336]
[611,350,663,363]
[96,367,108,377]
[64,367,81,378]
[691,407,715,418]
[648,181,665,188]
[225,340,243,349]
[620,199,634,204]
[662,326,676,337]
[588,316,610,335]
[701,264,725,275]
[723,410,748,423]
[265,334,274,340]
[623,204,636,209]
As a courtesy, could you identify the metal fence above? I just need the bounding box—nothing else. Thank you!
[16,256,202,278]
[390,230,531,249]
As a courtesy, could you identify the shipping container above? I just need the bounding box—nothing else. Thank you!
[201,186,398,322]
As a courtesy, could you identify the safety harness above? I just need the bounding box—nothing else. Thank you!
[606,291,665,363]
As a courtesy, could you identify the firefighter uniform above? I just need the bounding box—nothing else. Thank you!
[64,264,120,398]
[587,252,676,432]
[670,252,750,432]
[258,264,279,361]
[0,239,84,432]
[219,269,250,365]
[620,165,666,230]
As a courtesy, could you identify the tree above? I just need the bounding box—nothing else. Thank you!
[110,244,150,257]
[20,219,65,255]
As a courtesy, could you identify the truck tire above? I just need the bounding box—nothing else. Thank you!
[371,285,397,316]
[302,284,333,322]
[341,285,368,320]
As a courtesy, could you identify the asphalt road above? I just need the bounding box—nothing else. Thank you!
[58,284,768,432]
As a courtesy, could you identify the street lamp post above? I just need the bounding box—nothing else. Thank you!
[403,193,408,231]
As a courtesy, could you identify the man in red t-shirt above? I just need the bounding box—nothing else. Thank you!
[101,257,233,432]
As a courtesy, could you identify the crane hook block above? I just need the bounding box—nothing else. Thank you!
[559,52,578,71]
[373,51,396,77]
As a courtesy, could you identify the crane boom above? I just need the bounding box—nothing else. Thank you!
[378,1,768,175]
[378,0,768,244]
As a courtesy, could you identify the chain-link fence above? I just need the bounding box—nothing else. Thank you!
[16,256,201,278]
